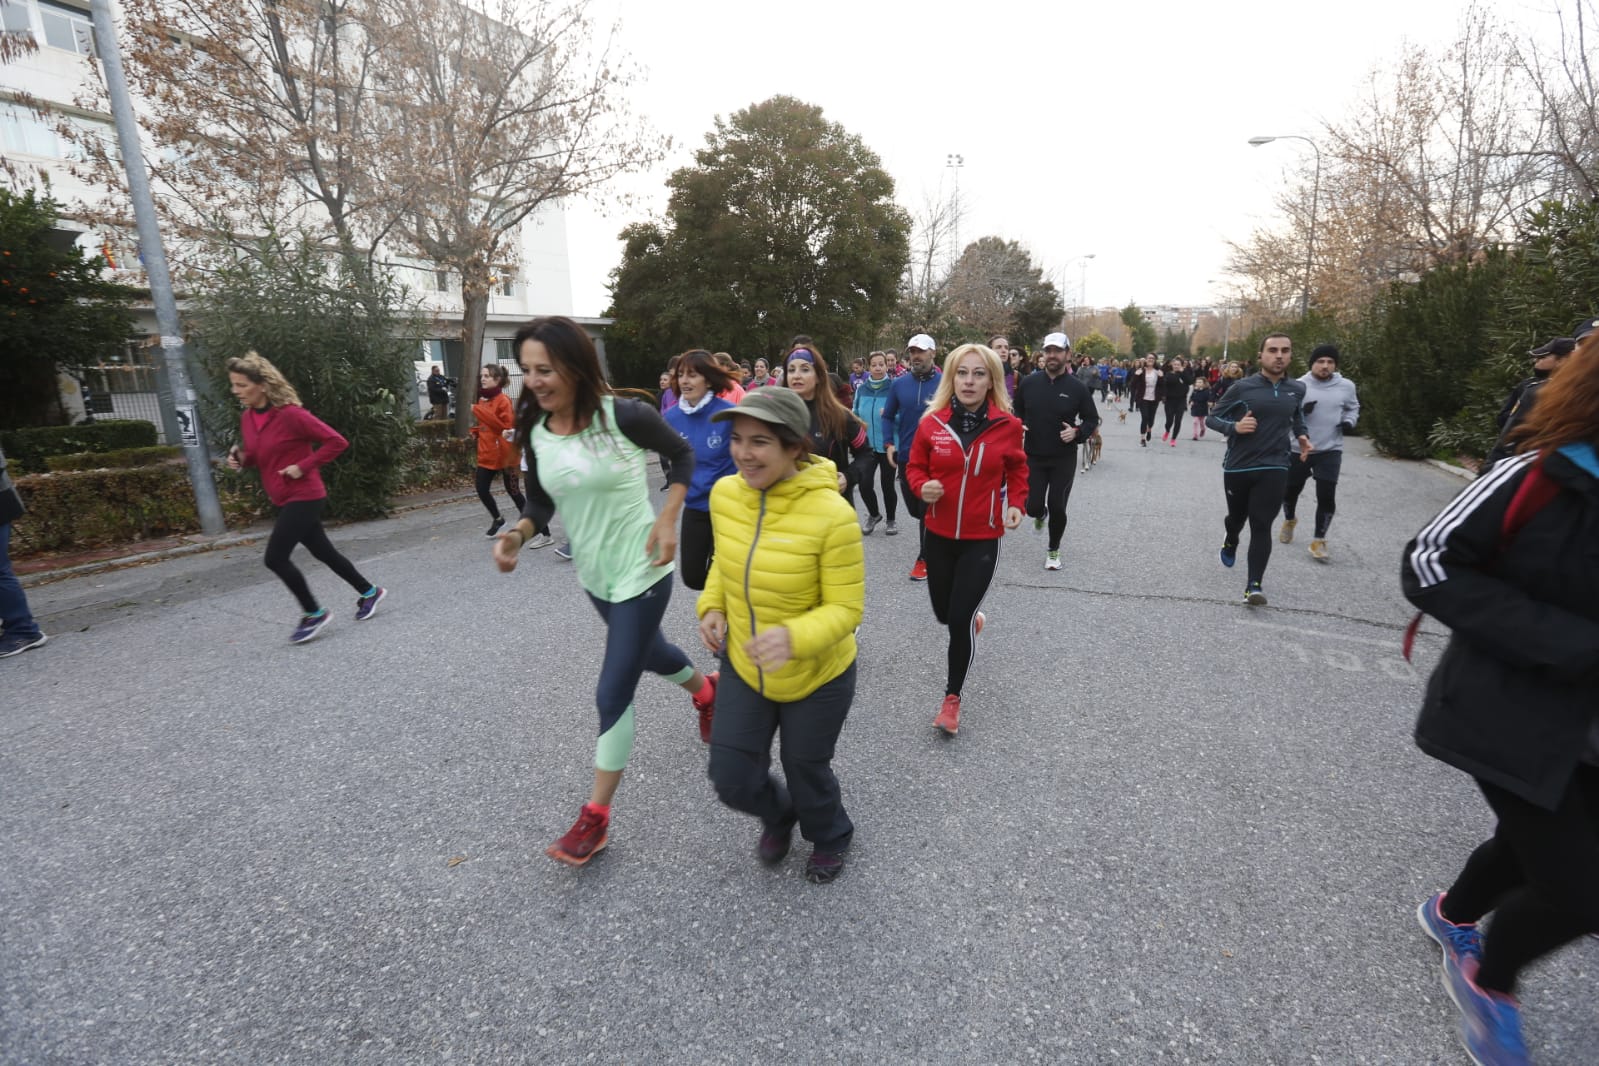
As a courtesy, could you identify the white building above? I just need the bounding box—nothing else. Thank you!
[0,0,601,430]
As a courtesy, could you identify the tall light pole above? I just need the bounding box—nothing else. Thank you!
[1063,254,1095,334]
[946,153,964,258]
[1249,135,1321,319]
[91,0,225,534]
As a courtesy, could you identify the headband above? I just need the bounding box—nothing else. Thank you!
[787,348,818,366]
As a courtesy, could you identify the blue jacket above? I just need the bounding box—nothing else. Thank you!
[664,395,736,511]
[852,374,896,451]
[1206,373,1308,472]
[880,368,942,458]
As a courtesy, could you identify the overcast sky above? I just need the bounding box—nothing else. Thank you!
[563,0,1558,323]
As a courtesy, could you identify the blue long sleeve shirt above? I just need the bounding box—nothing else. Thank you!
[1205,372,1308,472]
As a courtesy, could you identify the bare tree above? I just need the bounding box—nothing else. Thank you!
[69,0,663,432]
[1511,0,1599,201]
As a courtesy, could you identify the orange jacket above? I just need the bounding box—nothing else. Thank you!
[470,392,517,469]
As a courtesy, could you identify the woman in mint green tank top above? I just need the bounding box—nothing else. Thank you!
[491,317,720,867]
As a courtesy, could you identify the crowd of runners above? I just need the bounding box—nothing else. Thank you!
[5,311,1588,1066]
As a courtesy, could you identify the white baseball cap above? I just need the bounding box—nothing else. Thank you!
[906,333,936,351]
[1042,332,1071,350]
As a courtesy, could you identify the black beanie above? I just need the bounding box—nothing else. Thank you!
[1310,343,1340,365]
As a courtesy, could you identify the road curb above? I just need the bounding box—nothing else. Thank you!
[1425,458,1475,480]
[19,488,475,588]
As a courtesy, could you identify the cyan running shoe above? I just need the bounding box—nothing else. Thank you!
[1444,956,1530,1066]
[355,586,386,621]
[291,610,331,644]
[1219,543,1237,568]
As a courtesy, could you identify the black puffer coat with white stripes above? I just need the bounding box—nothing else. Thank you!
[1400,445,1599,811]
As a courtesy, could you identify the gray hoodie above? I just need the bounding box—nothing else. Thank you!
[1295,371,1360,453]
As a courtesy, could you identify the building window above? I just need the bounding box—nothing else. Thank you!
[0,104,60,158]
[40,0,95,56]
[434,269,451,293]
[494,338,515,363]
[1,4,31,34]
[496,269,515,297]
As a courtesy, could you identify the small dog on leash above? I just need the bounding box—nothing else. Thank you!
[1080,429,1104,472]
[1117,409,1128,424]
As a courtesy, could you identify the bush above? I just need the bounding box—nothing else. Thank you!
[44,445,183,471]
[398,433,475,492]
[1,420,159,473]
[411,418,461,439]
[188,232,423,520]
[11,466,207,554]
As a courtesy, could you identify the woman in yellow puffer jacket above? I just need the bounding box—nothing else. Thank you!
[697,387,864,884]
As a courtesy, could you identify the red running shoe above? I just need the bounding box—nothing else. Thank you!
[909,558,928,581]
[547,805,609,866]
[934,694,961,736]
[693,671,719,744]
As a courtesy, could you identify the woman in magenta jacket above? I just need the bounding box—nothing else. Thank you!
[905,342,1028,738]
[225,351,385,644]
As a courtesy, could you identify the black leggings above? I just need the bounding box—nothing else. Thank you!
[475,466,526,520]
[1162,401,1185,438]
[1283,451,1343,538]
[679,507,714,591]
[1025,455,1076,551]
[263,498,371,614]
[1137,399,1159,437]
[1222,468,1289,587]
[855,450,898,521]
[1441,766,1599,994]
[897,466,928,561]
[923,532,999,697]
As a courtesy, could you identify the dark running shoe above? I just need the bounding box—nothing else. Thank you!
[291,610,331,644]
[1219,543,1237,568]
[355,587,386,621]
[486,516,505,537]
[0,632,47,658]
[1245,584,1268,606]
[758,818,795,865]
[805,849,846,884]
[547,805,608,866]
[554,541,573,561]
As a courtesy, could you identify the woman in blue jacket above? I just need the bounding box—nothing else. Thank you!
[850,350,897,534]
[664,349,737,592]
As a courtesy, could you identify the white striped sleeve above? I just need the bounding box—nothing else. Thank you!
[1408,453,1535,588]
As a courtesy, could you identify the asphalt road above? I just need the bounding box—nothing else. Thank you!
[4,406,1595,1065]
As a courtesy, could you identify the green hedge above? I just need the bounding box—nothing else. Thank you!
[12,466,207,554]
[10,433,477,556]
[44,446,183,471]
[1,420,159,474]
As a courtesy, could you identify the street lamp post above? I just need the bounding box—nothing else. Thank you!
[945,153,964,256]
[1248,135,1321,319]
[1063,253,1095,334]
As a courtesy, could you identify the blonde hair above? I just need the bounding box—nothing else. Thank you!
[925,344,1012,416]
[225,351,301,407]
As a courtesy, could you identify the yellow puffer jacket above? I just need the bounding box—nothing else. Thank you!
[698,458,864,701]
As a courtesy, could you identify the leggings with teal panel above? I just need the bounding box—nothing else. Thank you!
[585,573,694,771]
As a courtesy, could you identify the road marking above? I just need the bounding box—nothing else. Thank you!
[1235,618,1427,649]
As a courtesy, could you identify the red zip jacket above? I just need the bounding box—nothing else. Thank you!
[905,400,1028,540]
[239,404,350,506]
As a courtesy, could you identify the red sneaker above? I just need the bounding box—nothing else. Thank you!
[692,671,719,744]
[547,805,609,866]
[909,558,928,581]
[934,694,961,735]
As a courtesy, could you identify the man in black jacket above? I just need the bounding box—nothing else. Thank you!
[425,365,455,420]
[1480,316,1595,473]
[1013,332,1100,571]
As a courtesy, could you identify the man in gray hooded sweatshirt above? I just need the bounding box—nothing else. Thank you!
[1279,344,1359,561]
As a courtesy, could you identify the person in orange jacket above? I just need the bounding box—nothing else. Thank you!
[471,364,533,541]
[904,342,1028,737]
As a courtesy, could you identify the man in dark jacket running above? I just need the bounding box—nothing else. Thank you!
[1013,332,1100,571]
[1206,333,1311,605]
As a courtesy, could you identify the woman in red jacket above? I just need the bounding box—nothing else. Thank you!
[225,351,385,644]
[470,363,532,540]
[905,342,1028,737]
